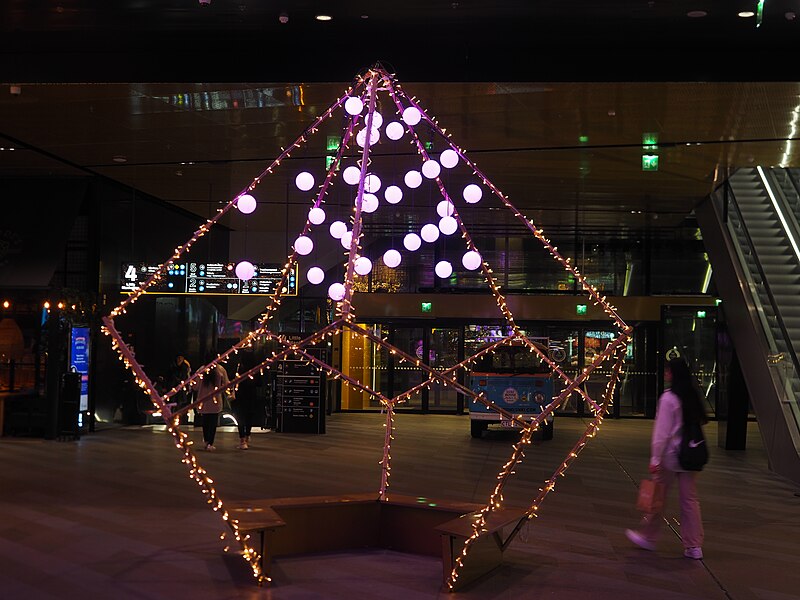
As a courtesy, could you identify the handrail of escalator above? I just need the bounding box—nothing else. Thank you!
[723,180,800,384]
[764,168,800,247]
[781,167,800,230]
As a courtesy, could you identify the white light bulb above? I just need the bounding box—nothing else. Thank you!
[383,249,402,268]
[463,183,483,204]
[385,185,403,204]
[236,194,257,214]
[344,96,364,116]
[436,200,454,217]
[421,159,441,179]
[404,170,422,189]
[329,220,347,239]
[294,235,313,256]
[328,282,346,301]
[403,233,422,251]
[439,216,458,235]
[386,121,405,140]
[343,166,361,185]
[435,260,453,278]
[295,171,315,192]
[364,173,382,193]
[356,127,380,147]
[307,266,325,285]
[366,111,383,129]
[235,261,255,281]
[340,230,353,249]
[308,206,326,225]
[440,149,459,169]
[360,193,379,213]
[402,106,422,126]
[421,223,440,243]
[354,256,373,276]
[462,250,482,271]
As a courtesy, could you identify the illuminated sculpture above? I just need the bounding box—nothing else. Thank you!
[102,65,631,590]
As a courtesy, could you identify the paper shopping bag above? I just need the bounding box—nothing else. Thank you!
[636,478,665,513]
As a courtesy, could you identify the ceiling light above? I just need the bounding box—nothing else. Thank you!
[738,11,755,17]
[315,14,332,21]
[112,155,127,163]
[687,10,707,17]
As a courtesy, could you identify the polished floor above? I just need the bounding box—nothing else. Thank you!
[1,413,799,600]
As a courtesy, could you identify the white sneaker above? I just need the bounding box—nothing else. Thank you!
[625,529,656,551]
[684,547,703,560]
[236,441,249,450]
[205,444,216,452]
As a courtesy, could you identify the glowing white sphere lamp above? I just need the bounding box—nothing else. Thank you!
[463,183,483,204]
[402,106,422,126]
[344,96,364,116]
[436,200,454,217]
[343,165,361,185]
[328,282,346,301]
[308,206,326,225]
[235,260,255,281]
[435,260,453,278]
[361,193,379,213]
[404,170,422,189]
[294,235,313,256]
[366,111,383,129]
[354,256,373,276]
[296,171,315,192]
[383,249,402,268]
[329,220,347,239]
[340,230,353,249]
[421,159,441,179]
[364,173,382,193]
[385,185,403,204]
[236,194,257,214]
[403,233,422,251]
[356,127,380,147]
[421,223,440,243]
[439,216,458,235]
[440,149,459,169]
[307,266,325,285]
[462,250,482,271]
[385,121,405,140]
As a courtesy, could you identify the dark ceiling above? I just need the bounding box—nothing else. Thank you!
[1,2,800,244]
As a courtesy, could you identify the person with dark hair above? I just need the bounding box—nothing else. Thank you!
[195,356,229,451]
[232,352,262,450]
[626,357,707,559]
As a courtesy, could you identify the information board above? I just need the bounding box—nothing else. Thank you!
[120,262,297,296]
[275,347,326,434]
[69,326,90,412]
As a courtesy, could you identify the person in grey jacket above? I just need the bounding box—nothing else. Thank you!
[196,357,230,451]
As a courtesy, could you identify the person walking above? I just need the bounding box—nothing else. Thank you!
[196,356,229,451]
[625,356,707,559]
[232,352,261,450]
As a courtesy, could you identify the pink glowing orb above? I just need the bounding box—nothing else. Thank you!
[420,223,440,243]
[235,260,255,281]
[385,121,405,140]
[383,249,402,268]
[462,250,482,271]
[463,183,483,204]
[354,256,373,276]
[385,185,403,204]
[440,149,459,169]
[329,220,347,239]
[421,159,441,179]
[236,194,257,214]
[403,233,422,251]
[308,206,326,225]
[402,106,422,126]
[296,171,315,192]
[436,200,454,217]
[364,173,382,193]
[356,127,380,147]
[294,235,313,256]
[343,166,361,185]
[366,111,384,129]
[328,282,346,301]
[439,216,458,235]
[307,266,325,285]
[344,96,364,115]
[340,230,353,249]
[404,170,422,189]
[435,260,453,278]
[360,193,379,213]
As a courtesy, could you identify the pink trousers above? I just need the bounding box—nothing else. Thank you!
[638,469,704,549]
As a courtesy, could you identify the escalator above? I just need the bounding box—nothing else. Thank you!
[696,166,800,485]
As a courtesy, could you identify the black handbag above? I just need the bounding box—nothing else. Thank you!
[679,420,709,471]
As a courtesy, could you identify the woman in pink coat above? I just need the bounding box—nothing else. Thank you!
[196,360,230,451]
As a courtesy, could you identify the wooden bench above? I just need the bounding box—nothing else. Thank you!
[226,493,528,591]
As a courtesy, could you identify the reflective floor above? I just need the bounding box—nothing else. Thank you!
[1,414,798,599]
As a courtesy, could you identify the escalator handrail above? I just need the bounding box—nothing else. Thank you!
[780,167,800,234]
[764,168,800,256]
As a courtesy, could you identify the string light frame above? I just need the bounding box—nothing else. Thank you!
[102,64,630,590]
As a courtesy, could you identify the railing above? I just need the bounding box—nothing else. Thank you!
[0,359,42,393]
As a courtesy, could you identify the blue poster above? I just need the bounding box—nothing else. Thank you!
[70,327,90,412]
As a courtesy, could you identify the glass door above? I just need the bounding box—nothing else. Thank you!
[428,327,461,412]
[391,327,426,410]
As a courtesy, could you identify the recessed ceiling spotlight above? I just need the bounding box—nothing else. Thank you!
[738,10,755,17]
[786,11,796,20]
[687,10,707,17]
[315,14,332,21]
[112,155,127,163]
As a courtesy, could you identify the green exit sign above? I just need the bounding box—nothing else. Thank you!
[696,310,707,318]
[326,136,340,152]
[421,302,432,313]
[642,154,659,171]
[424,141,434,151]
[576,304,587,315]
